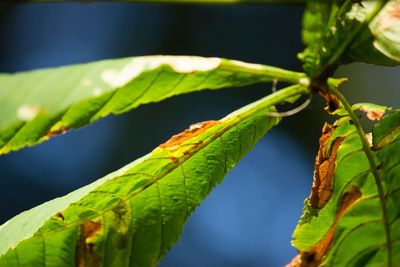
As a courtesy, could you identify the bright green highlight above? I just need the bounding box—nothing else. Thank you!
[0,56,305,155]
[0,84,308,267]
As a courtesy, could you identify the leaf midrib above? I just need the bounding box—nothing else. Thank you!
[4,85,307,250]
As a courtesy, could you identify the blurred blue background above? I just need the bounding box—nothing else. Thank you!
[0,2,398,267]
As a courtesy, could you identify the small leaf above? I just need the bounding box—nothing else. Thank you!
[291,110,400,266]
[0,55,305,155]
[353,102,391,121]
[0,85,308,267]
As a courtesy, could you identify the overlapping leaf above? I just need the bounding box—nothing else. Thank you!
[299,0,338,75]
[0,55,305,155]
[290,110,400,266]
[300,0,400,77]
[0,85,308,267]
[344,0,400,65]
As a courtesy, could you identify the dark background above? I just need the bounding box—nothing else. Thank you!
[0,2,398,266]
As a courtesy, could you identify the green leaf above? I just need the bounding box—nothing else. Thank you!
[299,0,344,76]
[0,55,305,155]
[290,110,400,266]
[0,85,308,267]
[300,0,397,77]
[352,102,391,121]
[300,0,337,52]
[343,0,400,65]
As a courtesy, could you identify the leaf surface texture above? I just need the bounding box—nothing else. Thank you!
[301,0,400,76]
[0,85,311,267]
[292,110,400,267]
[0,55,304,154]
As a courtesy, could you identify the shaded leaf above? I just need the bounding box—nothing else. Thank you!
[0,55,305,155]
[299,0,346,76]
[291,110,400,266]
[300,0,337,56]
[344,0,400,65]
[300,0,398,77]
[0,85,308,267]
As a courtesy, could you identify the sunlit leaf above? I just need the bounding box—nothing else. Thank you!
[0,85,308,267]
[0,55,305,155]
[290,110,400,266]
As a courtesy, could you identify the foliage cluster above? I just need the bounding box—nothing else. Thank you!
[0,1,399,266]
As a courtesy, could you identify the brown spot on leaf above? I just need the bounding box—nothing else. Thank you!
[83,221,103,240]
[169,156,179,165]
[379,3,400,31]
[76,220,103,267]
[310,123,345,209]
[181,141,203,157]
[319,91,340,114]
[47,125,68,139]
[299,186,362,266]
[159,120,219,151]
[55,212,65,221]
[359,107,386,121]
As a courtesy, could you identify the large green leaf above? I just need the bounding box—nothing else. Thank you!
[0,85,308,267]
[290,110,400,266]
[300,0,398,77]
[0,55,305,155]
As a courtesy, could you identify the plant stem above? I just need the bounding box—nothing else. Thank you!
[328,84,392,267]
[221,60,308,85]
[224,83,310,122]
